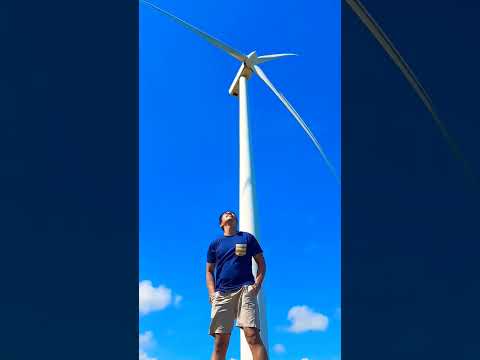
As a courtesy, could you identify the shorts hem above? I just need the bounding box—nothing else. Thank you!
[235,323,260,331]
[209,330,232,337]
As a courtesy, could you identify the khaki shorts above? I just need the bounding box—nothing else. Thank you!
[209,284,260,336]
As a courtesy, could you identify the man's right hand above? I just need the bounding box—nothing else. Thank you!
[209,292,215,304]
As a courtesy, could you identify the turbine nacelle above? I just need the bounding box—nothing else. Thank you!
[229,51,298,96]
[229,63,253,97]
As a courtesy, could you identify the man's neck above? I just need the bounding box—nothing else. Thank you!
[223,226,237,237]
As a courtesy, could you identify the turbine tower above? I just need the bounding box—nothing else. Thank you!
[141,1,339,358]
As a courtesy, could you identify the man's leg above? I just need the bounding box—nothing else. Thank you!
[210,333,231,360]
[209,289,242,360]
[237,286,267,359]
[243,327,268,360]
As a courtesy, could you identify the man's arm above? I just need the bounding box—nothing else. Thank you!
[252,253,266,294]
[206,262,216,303]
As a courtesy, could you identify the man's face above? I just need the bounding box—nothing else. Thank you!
[221,211,237,228]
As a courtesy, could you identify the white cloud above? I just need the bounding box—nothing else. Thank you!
[273,343,286,353]
[287,305,329,333]
[139,331,157,360]
[139,350,157,360]
[139,280,182,315]
[300,358,309,360]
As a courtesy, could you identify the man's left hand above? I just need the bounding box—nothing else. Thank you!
[251,284,260,296]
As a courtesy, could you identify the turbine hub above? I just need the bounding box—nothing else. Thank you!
[244,50,258,70]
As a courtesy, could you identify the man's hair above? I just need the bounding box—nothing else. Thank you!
[218,210,237,227]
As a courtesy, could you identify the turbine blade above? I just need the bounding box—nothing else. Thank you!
[346,0,476,182]
[255,53,298,64]
[253,65,340,183]
[141,0,247,62]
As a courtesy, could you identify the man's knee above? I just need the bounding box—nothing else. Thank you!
[244,328,262,346]
[214,334,229,352]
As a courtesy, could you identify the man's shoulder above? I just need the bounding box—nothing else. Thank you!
[240,231,255,240]
[209,236,224,247]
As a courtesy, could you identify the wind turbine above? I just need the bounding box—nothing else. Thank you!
[141,1,339,359]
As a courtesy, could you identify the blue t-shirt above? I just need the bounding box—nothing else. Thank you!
[207,231,263,292]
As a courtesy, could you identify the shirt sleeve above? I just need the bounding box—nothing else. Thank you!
[207,241,216,263]
[248,233,263,256]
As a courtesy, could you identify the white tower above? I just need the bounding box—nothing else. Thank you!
[229,65,269,359]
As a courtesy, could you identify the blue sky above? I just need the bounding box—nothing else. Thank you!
[140,1,340,359]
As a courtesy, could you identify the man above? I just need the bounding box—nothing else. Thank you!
[206,210,268,360]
